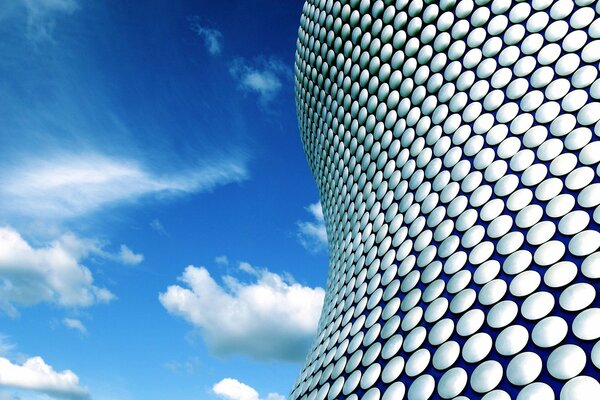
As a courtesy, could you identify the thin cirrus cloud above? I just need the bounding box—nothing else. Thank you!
[297,202,328,253]
[212,378,284,400]
[150,219,169,237]
[0,355,89,400]
[229,57,292,104]
[0,226,125,317]
[159,262,324,362]
[0,335,15,357]
[189,17,223,55]
[21,0,78,42]
[163,356,200,376]
[214,255,229,266]
[0,153,248,220]
[0,0,81,43]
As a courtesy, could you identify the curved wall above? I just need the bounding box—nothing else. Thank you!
[292,0,600,399]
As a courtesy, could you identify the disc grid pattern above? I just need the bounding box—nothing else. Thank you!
[292,0,600,399]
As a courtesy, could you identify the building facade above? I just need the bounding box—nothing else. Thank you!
[292,0,600,399]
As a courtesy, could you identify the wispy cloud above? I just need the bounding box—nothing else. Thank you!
[0,336,15,358]
[62,318,87,335]
[163,356,200,376]
[189,17,223,55]
[0,355,89,399]
[159,262,324,362]
[0,153,248,220]
[21,0,78,42]
[212,378,284,400]
[297,202,327,253]
[0,226,117,317]
[149,219,168,237]
[229,57,291,104]
[214,256,229,266]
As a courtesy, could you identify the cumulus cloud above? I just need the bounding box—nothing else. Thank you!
[213,379,257,400]
[0,153,247,220]
[159,263,324,362]
[229,58,291,104]
[0,356,89,399]
[212,378,284,400]
[189,17,223,55]
[0,226,115,316]
[45,230,143,267]
[297,202,327,252]
[62,318,86,335]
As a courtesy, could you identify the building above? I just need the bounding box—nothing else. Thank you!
[291,0,600,399]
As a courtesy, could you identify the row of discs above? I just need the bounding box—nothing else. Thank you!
[292,0,600,399]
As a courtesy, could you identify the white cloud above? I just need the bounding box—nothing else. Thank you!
[0,153,247,220]
[229,58,291,104]
[39,230,143,267]
[307,202,324,222]
[212,378,284,400]
[62,318,86,335]
[238,262,257,275]
[159,263,324,362]
[241,72,280,95]
[116,245,143,266]
[0,356,89,399]
[297,202,327,252]
[189,18,223,55]
[0,226,114,316]
[213,379,258,400]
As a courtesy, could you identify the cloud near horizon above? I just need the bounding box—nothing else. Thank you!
[0,153,248,221]
[0,355,89,400]
[212,378,285,400]
[159,262,324,362]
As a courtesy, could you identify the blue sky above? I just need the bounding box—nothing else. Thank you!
[0,1,328,399]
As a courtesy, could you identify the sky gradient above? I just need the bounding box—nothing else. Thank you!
[0,1,328,399]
